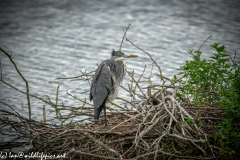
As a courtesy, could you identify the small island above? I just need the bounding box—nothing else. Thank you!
[1,28,239,159]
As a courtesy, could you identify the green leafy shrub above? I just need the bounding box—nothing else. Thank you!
[174,43,240,157]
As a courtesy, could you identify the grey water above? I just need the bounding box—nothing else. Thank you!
[0,0,240,125]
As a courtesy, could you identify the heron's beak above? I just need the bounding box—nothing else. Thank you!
[116,55,138,61]
[124,55,138,60]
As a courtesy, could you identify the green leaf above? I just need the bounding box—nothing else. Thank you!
[221,53,230,57]
[217,45,226,52]
[211,43,219,50]
[173,75,177,80]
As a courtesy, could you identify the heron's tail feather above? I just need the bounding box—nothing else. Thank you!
[94,99,107,121]
[94,106,103,121]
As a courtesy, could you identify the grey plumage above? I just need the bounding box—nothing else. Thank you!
[89,49,137,125]
[90,50,125,120]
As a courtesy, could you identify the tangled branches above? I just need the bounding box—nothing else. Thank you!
[0,25,228,159]
[0,84,224,159]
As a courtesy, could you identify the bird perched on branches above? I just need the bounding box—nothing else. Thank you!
[90,49,138,127]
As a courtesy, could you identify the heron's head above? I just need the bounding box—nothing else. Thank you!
[111,49,138,61]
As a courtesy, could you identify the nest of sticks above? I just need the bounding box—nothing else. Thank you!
[0,26,229,159]
[1,84,225,159]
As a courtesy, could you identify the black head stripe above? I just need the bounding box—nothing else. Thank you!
[111,50,125,57]
[111,49,116,56]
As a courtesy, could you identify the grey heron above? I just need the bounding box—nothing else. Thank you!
[89,49,138,127]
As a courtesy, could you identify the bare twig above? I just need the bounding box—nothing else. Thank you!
[0,62,2,80]
[119,24,131,52]
[0,47,31,120]
[55,85,60,117]
[83,131,123,159]
[126,38,172,82]
[43,105,46,123]
[198,35,212,51]
[67,148,121,160]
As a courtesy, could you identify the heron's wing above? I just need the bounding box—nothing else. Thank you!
[90,60,114,108]
[90,60,114,121]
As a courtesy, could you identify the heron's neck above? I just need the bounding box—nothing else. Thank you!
[114,61,126,83]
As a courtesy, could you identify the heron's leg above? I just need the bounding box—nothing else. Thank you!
[104,105,107,127]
